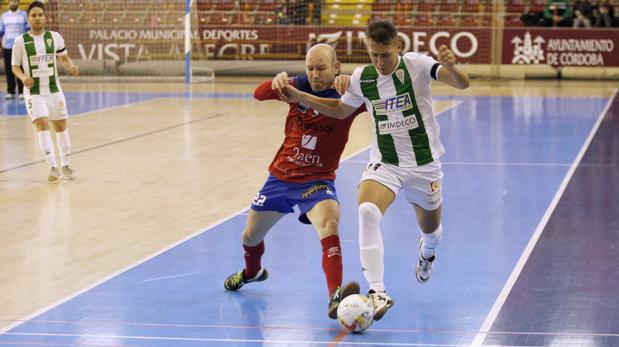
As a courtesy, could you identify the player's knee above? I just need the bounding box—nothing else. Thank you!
[241,228,262,246]
[315,217,339,237]
[358,202,382,228]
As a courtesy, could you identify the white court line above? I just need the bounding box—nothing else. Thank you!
[2,332,473,347]
[470,88,618,347]
[138,271,203,283]
[0,97,464,336]
[344,160,571,167]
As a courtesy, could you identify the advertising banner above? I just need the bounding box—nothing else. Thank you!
[58,22,618,67]
[60,25,492,64]
[503,29,618,67]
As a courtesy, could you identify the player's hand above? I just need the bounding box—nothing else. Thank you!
[437,45,456,68]
[271,72,289,100]
[68,65,79,76]
[334,75,351,95]
[282,84,299,103]
[23,76,34,88]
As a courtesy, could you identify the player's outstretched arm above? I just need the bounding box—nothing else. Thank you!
[59,54,79,76]
[254,72,290,101]
[283,84,357,119]
[436,45,469,89]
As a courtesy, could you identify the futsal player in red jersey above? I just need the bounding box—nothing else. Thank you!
[224,44,366,319]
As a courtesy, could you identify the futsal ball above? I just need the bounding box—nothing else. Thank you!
[336,294,374,333]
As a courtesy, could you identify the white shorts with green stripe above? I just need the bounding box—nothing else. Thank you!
[26,92,69,122]
[360,160,443,211]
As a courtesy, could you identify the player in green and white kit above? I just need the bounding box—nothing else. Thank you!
[281,20,469,321]
[12,1,79,181]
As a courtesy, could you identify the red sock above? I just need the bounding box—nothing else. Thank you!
[321,235,343,295]
[243,241,264,279]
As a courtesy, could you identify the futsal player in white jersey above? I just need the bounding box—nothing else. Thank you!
[280,20,469,320]
[11,1,79,181]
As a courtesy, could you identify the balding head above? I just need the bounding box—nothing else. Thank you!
[305,44,340,92]
[306,43,337,64]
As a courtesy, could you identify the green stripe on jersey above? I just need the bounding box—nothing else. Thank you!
[359,65,399,165]
[44,31,59,93]
[392,59,433,165]
[23,33,39,95]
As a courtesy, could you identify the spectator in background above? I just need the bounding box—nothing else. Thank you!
[543,0,574,26]
[309,0,321,24]
[573,0,594,27]
[0,0,28,100]
[521,5,544,25]
[594,0,614,26]
[288,0,309,25]
[276,2,288,24]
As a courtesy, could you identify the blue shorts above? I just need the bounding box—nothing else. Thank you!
[250,175,339,224]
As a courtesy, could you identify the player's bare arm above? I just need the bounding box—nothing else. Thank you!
[12,64,33,88]
[271,71,289,100]
[283,84,357,119]
[436,45,470,89]
[59,54,79,76]
[334,75,351,95]
[271,72,289,91]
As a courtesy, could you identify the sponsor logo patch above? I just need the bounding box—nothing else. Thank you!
[371,93,413,115]
[32,67,54,78]
[377,116,419,135]
[301,183,330,199]
[29,54,54,65]
[301,134,317,150]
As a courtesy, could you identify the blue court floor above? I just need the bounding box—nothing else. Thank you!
[1,90,617,347]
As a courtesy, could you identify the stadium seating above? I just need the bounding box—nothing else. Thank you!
[417,0,437,12]
[39,0,565,30]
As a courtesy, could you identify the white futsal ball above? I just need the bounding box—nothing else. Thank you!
[336,294,374,333]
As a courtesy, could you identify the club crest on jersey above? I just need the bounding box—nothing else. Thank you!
[371,93,413,115]
[395,69,405,84]
[377,116,419,135]
[46,38,53,48]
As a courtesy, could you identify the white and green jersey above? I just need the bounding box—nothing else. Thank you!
[11,30,67,96]
[342,52,443,167]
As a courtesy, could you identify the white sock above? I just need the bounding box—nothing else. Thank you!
[55,130,71,167]
[37,130,57,168]
[358,202,385,292]
[420,224,443,259]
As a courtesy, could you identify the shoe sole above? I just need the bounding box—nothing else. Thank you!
[373,299,394,321]
[328,281,360,319]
